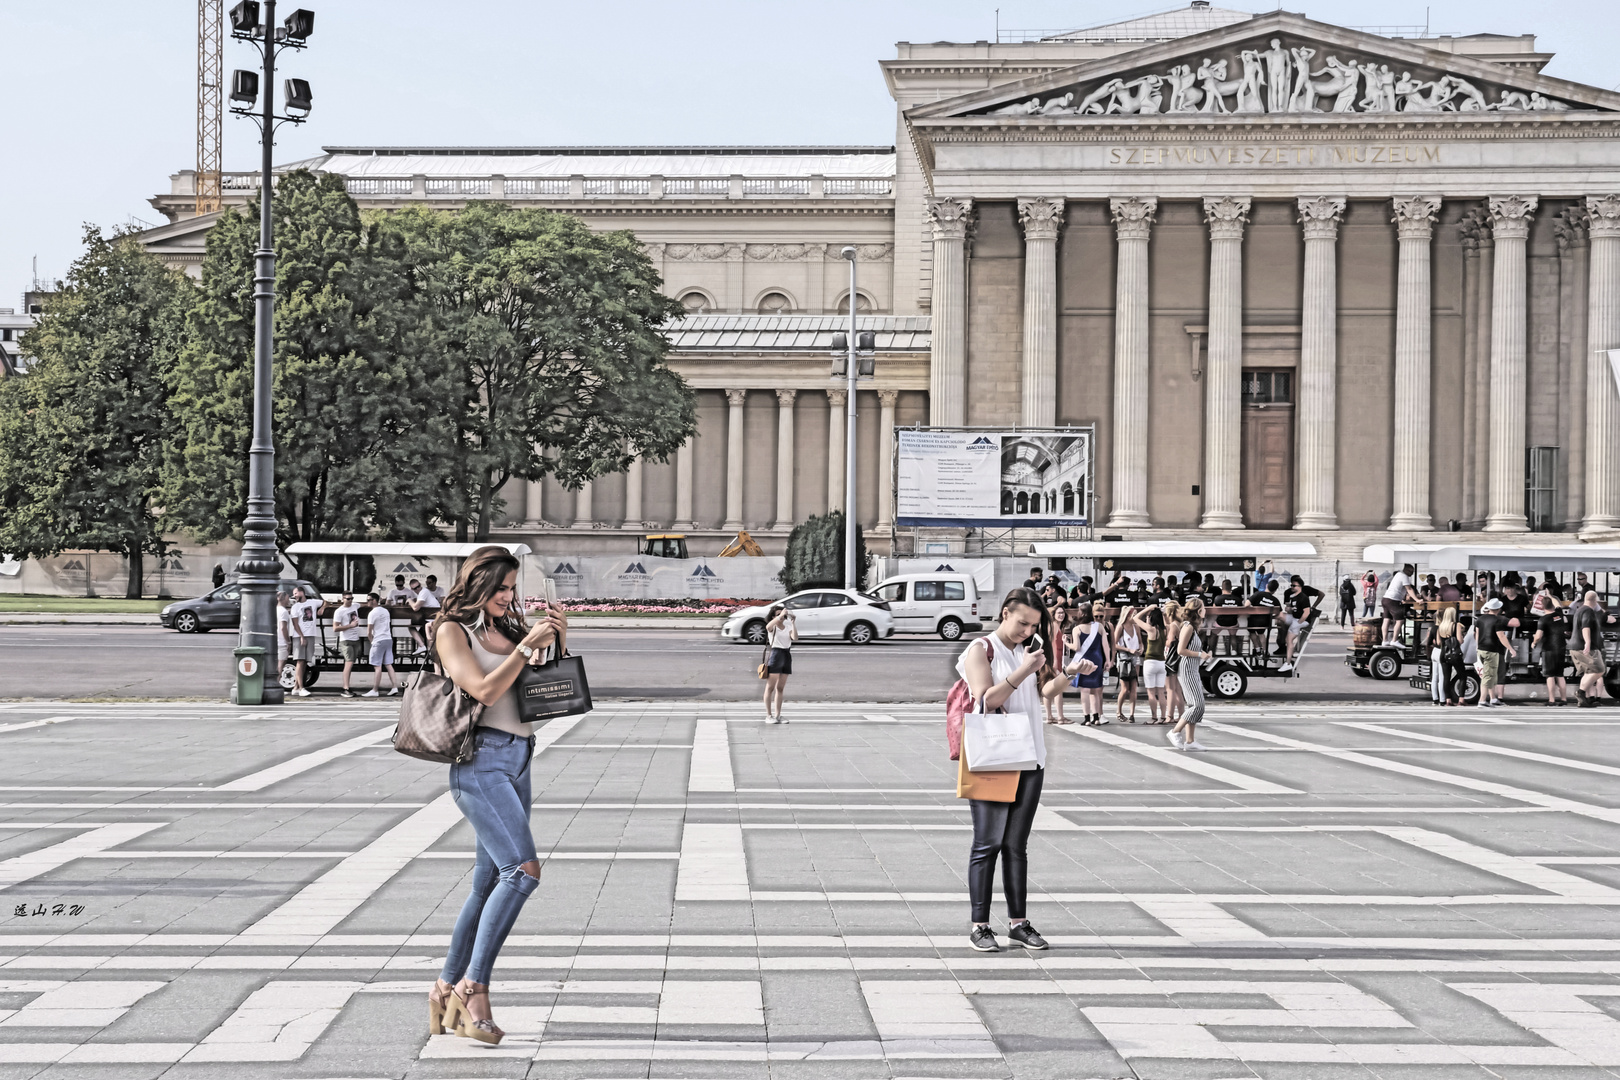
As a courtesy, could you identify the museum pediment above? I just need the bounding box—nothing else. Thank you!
[909,12,1620,122]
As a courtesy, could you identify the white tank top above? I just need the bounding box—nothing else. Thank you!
[452,623,531,738]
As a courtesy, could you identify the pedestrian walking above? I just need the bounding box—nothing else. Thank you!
[1533,597,1569,706]
[427,546,568,1046]
[1169,597,1210,750]
[1573,591,1610,708]
[762,603,797,724]
[1163,601,1187,724]
[333,591,366,697]
[1039,602,1072,725]
[1337,577,1357,627]
[362,592,399,696]
[1065,601,1111,725]
[958,587,1050,954]
[1112,605,1142,723]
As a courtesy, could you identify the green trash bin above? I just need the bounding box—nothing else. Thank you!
[232,646,267,706]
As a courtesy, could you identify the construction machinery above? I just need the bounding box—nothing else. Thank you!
[718,530,765,557]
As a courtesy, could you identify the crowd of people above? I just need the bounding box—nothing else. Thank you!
[275,574,446,697]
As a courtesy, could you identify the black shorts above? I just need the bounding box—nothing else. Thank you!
[765,648,793,675]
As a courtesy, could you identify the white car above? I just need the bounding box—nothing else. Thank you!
[722,588,896,645]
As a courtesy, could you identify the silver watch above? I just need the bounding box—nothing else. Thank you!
[517,645,535,660]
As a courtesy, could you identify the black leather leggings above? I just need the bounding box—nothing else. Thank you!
[968,767,1044,922]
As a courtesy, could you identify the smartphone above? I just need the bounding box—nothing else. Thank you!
[542,578,558,608]
[1025,632,1045,657]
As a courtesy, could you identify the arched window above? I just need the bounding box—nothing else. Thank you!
[1062,483,1074,515]
[1001,491,1015,515]
[1015,492,1028,514]
[678,291,712,314]
[834,291,875,314]
[757,291,792,314]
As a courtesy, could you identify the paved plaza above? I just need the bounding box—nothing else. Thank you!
[0,698,1613,1077]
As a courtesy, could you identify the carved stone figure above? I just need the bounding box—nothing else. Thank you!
[1396,72,1452,112]
[1235,50,1266,113]
[1447,76,1489,112]
[1288,47,1317,111]
[989,97,1042,116]
[1038,92,1077,115]
[1165,65,1202,113]
[1196,58,1234,114]
[1529,92,1571,111]
[1491,89,1533,111]
[1108,74,1163,115]
[1078,78,1125,115]
[1359,63,1388,112]
[1263,38,1291,112]
[1313,57,1361,112]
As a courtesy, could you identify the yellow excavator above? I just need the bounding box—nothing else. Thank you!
[717,530,765,557]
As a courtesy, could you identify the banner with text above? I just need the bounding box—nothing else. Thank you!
[526,555,786,601]
[896,428,1092,527]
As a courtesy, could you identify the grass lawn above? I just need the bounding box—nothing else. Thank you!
[0,596,167,614]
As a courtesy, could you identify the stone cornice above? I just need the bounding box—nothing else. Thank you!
[911,111,1620,145]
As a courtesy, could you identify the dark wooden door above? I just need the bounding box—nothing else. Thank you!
[1241,406,1293,528]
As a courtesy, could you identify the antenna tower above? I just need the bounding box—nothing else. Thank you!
[196,0,224,214]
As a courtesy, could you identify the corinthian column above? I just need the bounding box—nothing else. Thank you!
[926,197,974,426]
[1484,195,1538,532]
[625,454,643,527]
[1108,195,1157,527]
[1585,195,1620,531]
[877,390,899,532]
[827,388,847,512]
[774,389,797,530]
[674,438,695,529]
[575,479,594,528]
[1294,195,1347,530]
[1018,197,1064,427]
[1389,195,1442,531]
[1200,196,1251,530]
[723,388,747,531]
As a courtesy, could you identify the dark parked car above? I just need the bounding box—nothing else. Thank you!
[160,580,323,633]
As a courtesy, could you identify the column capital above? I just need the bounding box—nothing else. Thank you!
[775,387,798,406]
[1586,195,1620,238]
[1016,196,1066,241]
[1298,195,1347,240]
[1391,195,1441,240]
[827,387,847,407]
[725,388,748,407]
[1457,205,1490,253]
[1203,195,1251,239]
[926,197,975,241]
[878,389,899,407]
[1555,204,1591,251]
[1487,195,1539,240]
[1109,195,1158,241]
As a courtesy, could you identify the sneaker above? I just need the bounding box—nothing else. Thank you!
[292,688,311,698]
[339,689,355,698]
[1095,715,1111,725]
[1166,728,1184,748]
[387,687,400,696]
[968,925,1000,952]
[362,689,379,698]
[1183,740,1208,752]
[1278,663,1293,672]
[1007,922,1048,950]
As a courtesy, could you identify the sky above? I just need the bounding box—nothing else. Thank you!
[5,0,1619,307]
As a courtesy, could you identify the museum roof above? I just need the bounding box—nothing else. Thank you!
[1043,2,1254,43]
[305,149,896,179]
[664,315,930,352]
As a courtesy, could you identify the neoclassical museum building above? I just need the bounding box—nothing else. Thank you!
[142,4,1620,555]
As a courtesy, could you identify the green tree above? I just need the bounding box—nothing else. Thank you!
[779,511,871,593]
[382,203,696,540]
[165,170,447,551]
[0,227,191,597]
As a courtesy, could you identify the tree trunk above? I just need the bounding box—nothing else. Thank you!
[126,548,143,599]
[455,517,469,543]
[474,471,495,542]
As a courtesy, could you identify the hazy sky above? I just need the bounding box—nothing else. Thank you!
[6,0,1618,306]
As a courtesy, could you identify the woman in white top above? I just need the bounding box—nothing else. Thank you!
[427,547,567,1046]
[957,587,1050,954]
[1113,605,1143,723]
[762,604,798,724]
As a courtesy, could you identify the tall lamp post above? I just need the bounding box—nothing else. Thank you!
[226,0,314,704]
[832,247,874,591]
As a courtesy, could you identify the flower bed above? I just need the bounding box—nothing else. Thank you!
[524,597,769,616]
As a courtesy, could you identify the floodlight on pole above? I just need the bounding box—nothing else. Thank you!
[229,0,260,32]
[229,69,259,104]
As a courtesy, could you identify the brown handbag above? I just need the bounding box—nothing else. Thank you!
[392,665,484,764]
[955,741,1021,802]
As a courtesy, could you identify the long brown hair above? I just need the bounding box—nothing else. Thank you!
[1000,587,1056,673]
[433,546,527,644]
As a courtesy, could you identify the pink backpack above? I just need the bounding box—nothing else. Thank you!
[946,638,995,760]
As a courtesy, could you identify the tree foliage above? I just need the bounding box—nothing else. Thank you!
[380,204,696,540]
[0,227,191,597]
[780,511,871,593]
[165,170,447,550]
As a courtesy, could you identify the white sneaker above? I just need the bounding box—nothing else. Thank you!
[1278,663,1293,672]
[1096,716,1111,725]
[766,715,780,725]
[293,688,311,697]
[387,687,400,696]
[1166,729,1184,748]
[1183,740,1207,752]
[362,689,379,698]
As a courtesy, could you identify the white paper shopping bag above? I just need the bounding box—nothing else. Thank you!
[961,707,1039,772]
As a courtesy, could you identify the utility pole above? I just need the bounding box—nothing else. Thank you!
[842,247,858,590]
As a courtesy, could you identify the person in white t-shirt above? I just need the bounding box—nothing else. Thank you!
[288,587,324,697]
[332,593,366,697]
[363,593,399,696]
[409,577,441,654]
[385,575,414,605]
[1382,562,1420,647]
[275,591,292,673]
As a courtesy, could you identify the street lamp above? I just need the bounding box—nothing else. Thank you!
[830,247,874,591]
[227,0,314,705]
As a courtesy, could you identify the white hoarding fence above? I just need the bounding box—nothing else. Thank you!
[523,555,786,601]
[896,427,1092,528]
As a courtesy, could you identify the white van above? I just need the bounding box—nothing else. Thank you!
[872,573,982,640]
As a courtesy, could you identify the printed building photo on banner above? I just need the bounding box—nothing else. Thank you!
[896,428,1092,527]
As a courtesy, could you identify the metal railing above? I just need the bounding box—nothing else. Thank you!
[215,172,894,201]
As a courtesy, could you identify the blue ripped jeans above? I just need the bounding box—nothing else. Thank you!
[440,729,539,986]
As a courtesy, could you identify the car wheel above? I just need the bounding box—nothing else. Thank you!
[1460,671,1482,704]
[846,621,875,645]
[173,611,199,633]
[303,664,321,688]
[1370,650,1402,680]
[938,617,964,642]
[1209,664,1247,699]
[278,661,297,691]
[742,619,767,645]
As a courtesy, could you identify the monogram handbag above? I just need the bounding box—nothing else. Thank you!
[514,651,593,724]
[393,667,483,764]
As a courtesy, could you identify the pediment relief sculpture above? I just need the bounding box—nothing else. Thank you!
[977,34,1582,119]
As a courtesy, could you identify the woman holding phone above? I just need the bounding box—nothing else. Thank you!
[762,603,797,723]
[958,587,1051,953]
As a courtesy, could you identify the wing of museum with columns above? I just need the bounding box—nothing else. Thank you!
[142,3,1620,553]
